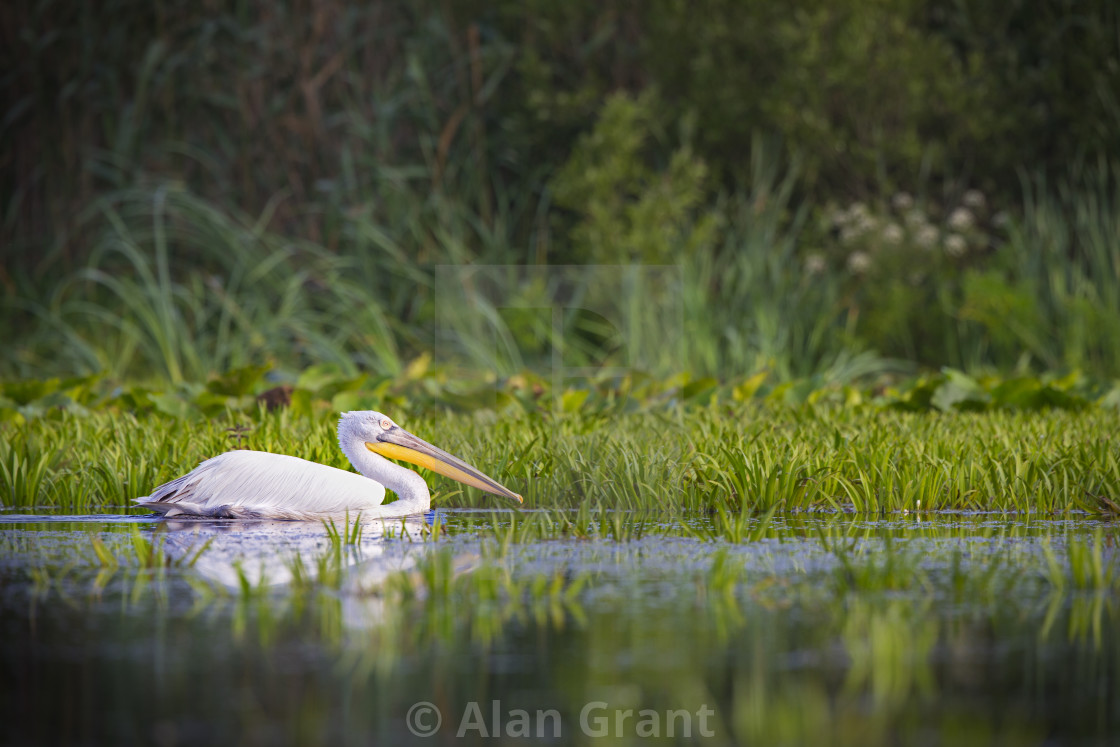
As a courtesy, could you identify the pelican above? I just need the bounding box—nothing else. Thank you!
[135,411,522,520]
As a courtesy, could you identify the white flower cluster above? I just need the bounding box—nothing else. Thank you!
[824,188,996,274]
[804,253,827,275]
[847,251,872,274]
[832,202,879,244]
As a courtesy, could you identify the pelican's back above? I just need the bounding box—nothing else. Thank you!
[135,451,387,520]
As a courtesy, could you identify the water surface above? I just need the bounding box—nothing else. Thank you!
[1,511,1116,745]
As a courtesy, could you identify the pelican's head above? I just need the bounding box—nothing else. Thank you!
[339,411,523,504]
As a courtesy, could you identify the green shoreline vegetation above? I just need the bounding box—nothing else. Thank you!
[4,4,1120,387]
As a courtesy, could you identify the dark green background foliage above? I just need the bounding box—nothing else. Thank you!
[3,0,1120,382]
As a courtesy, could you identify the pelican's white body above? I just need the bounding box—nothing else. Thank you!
[137,451,394,519]
[135,411,432,520]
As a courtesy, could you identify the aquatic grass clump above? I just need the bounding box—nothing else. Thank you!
[0,432,61,508]
[87,525,212,572]
[680,501,783,543]
[322,511,365,547]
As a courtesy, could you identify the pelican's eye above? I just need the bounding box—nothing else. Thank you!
[380,418,393,430]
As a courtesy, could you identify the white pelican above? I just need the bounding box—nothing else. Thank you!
[135,411,522,520]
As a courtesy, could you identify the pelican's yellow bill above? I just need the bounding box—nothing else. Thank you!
[366,439,523,503]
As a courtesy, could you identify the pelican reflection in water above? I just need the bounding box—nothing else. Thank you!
[157,517,479,631]
[158,517,437,589]
[136,411,522,520]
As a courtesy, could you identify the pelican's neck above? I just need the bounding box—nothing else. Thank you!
[339,435,430,510]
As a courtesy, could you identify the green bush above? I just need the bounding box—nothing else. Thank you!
[551,91,718,265]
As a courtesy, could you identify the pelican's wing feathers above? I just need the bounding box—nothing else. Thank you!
[135,451,387,520]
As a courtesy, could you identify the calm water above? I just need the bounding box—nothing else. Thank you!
[1,510,1117,746]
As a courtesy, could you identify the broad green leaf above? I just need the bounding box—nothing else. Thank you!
[732,371,769,401]
[561,389,590,413]
[931,369,989,412]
